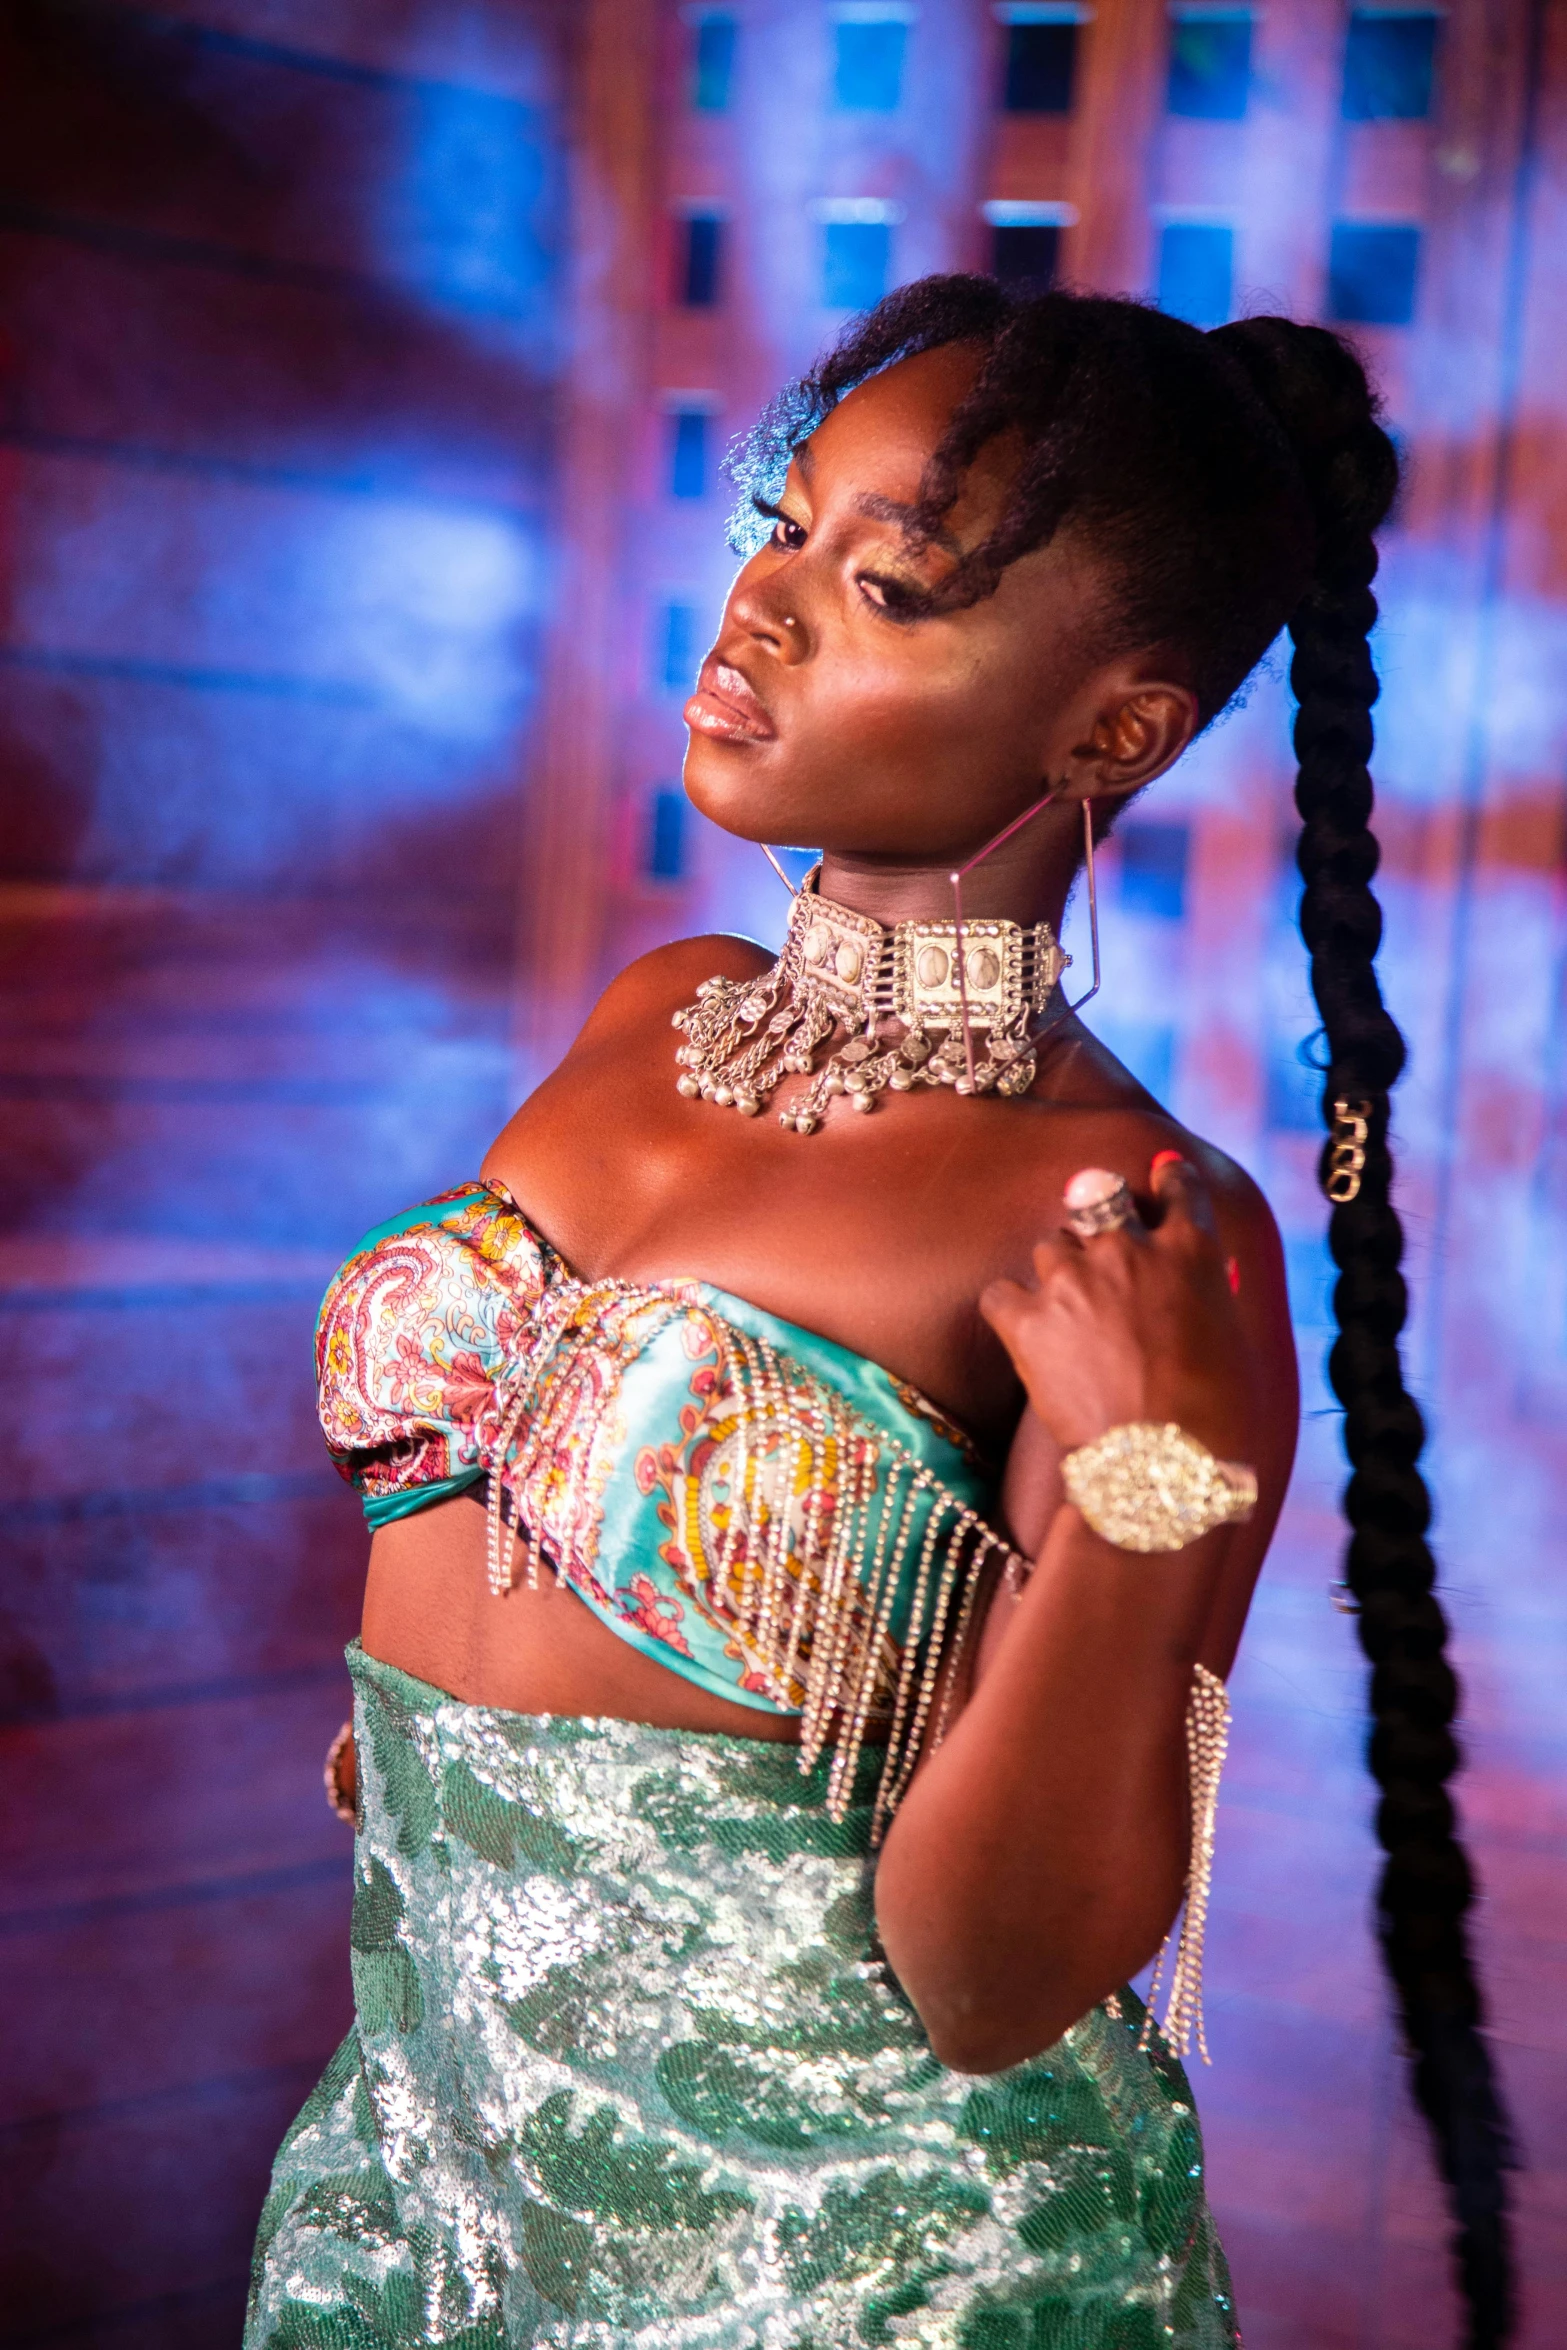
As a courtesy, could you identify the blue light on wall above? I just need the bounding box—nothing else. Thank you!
[1267,1029,1328,1130]
[1167,8,1252,118]
[1343,9,1439,119]
[693,13,737,110]
[1119,820,1190,920]
[668,408,710,498]
[660,602,702,692]
[398,84,559,328]
[823,220,892,309]
[647,787,688,880]
[1097,1016,1177,1103]
[1157,222,1233,326]
[834,18,907,110]
[1329,222,1421,324]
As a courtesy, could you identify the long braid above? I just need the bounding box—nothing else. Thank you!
[734,279,1518,2339]
[1213,314,1517,2345]
[1291,532,1517,2349]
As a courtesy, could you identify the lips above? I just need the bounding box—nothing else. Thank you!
[685,658,777,744]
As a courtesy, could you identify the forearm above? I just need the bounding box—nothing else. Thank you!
[874,1500,1227,2071]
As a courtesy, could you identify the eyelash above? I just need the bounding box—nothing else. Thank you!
[752,495,806,552]
[750,496,928,622]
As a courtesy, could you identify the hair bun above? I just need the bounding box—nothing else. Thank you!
[1209,317,1399,583]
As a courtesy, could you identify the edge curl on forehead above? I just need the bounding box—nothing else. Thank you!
[731,279,1329,726]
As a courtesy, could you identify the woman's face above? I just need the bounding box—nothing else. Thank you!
[682,344,1192,868]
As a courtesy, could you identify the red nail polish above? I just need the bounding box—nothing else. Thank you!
[1150,1149,1185,1178]
[1226,1256,1241,1294]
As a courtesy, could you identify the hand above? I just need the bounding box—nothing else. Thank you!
[978,1157,1248,1459]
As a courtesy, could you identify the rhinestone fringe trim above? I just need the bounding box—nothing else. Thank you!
[480,1275,1021,1841]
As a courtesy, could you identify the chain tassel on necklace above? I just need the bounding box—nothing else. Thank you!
[672,795,1100,1133]
[674,873,1069,1131]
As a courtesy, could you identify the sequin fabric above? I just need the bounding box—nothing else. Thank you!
[247,1645,1239,2350]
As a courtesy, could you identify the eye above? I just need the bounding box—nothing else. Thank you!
[857,571,928,621]
[752,495,807,552]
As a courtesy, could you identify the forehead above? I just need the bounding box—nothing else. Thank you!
[792,343,988,495]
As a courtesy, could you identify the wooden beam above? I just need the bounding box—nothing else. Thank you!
[1064,0,1168,295]
[514,0,658,1079]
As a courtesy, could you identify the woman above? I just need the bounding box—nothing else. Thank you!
[246,282,1508,2347]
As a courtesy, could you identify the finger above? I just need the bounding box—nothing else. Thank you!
[978,1275,1034,1337]
[1148,1152,1218,1241]
[1033,1230,1079,1277]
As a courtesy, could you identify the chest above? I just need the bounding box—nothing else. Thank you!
[490,1016,1104,1444]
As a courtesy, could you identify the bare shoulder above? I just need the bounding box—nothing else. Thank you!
[481,931,775,1193]
[575,932,775,1042]
[1166,1124,1282,1258]
[1007,1023,1289,1340]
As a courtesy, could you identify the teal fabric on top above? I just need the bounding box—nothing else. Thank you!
[364,1466,484,1530]
[315,1183,999,1721]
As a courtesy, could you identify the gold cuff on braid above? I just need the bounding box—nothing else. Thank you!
[1061,1422,1257,1553]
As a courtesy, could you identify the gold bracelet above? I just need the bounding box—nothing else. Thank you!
[1061,1422,1257,1553]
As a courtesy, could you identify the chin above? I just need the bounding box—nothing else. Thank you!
[682,736,807,848]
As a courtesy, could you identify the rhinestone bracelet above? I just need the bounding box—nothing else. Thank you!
[1060,1422,1257,1554]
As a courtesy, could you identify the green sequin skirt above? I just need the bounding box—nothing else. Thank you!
[245,1645,1239,2348]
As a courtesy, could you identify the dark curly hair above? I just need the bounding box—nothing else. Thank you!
[730,276,1515,2345]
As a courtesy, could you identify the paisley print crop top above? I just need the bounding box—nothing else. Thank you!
[317,1182,1017,1828]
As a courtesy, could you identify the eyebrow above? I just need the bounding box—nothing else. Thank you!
[853,491,961,557]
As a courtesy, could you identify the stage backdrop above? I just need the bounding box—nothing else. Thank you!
[2,2,1565,2345]
[0,1,571,2341]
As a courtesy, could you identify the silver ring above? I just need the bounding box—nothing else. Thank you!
[1063,1166,1135,1239]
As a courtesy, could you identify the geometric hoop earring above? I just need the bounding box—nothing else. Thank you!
[757,791,1105,1093]
[949,790,1103,1088]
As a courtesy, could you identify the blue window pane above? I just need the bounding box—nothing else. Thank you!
[1343,11,1438,119]
[1119,821,1190,920]
[1167,13,1251,118]
[693,15,736,110]
[660,603,701,692]
[679,214,724,307]
[669,409,709,499]
[991,223,1059,291]
[1158,222,1232,327]
[834,20,906,110]
[1003,22,1077,112]
[647,789,688,881]
[1328,223,1420,325]
[823,220,891,310]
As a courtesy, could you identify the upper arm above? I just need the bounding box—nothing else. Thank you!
[1157,1135,1298,1674]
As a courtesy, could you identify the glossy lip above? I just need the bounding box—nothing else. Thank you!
[684,657,777,744]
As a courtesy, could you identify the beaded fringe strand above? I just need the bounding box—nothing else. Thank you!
[1132,1662,1231,2064]
[480,1279,1016,1837]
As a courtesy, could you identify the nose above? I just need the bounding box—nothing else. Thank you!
[725,562,809,663]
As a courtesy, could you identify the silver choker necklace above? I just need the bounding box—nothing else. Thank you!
[673,872,1069,1133]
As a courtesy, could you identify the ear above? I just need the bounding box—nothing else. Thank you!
[1065,683,1200,804]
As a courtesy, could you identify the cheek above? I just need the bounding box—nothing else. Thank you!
[802,636,1010,770]
[682,623,1047,847]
